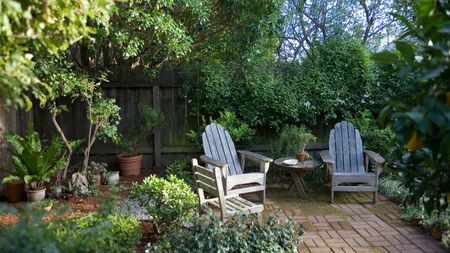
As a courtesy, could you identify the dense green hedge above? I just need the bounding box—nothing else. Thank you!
[184,37,399,129]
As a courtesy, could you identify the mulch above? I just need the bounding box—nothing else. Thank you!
[0,171,156,253]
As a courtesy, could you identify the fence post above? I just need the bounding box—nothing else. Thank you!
[153,86,162,169]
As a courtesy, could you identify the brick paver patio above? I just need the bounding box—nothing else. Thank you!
[263,184,448,253]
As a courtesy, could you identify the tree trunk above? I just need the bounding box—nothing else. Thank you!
[50,105,72,179]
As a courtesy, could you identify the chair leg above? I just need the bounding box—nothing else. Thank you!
[331,190,334,204]
[257,212,262,222]
[373,191,377,204]
[258,190,266,205]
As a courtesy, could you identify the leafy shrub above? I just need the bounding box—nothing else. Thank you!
[402,204,424,222]
[346,109,397,163]
[442,231,450,248]
[52,213,141,253]
[0,200,141,253]
[148,211,303,252]
[378,178,409,204]
[120,104,165,156]
[166,158,194,188]
[187,110,255,145]
[286,37,376,123]
[130,175,198,233]
[273,125,316,156]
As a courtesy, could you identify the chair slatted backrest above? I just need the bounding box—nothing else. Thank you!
[202,123,242,176]
[329,121,365,174]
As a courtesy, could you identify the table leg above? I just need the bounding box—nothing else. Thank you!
[300,178,311,193]
[290,170,307,199]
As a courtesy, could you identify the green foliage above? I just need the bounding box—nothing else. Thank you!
[0,0,113,108]
[442,232,450,248]
[402,204,424,222]
[89,95,121,145]
[274,125,316,156]
[53,213,141,253]
[5,127,66,190]
[373,0,450,214]
[187,110,255,145]
[0,197,141,253]
[166,158,194,188]
[293,37,376,123]
[120,104,164,156]
[346,110,397,162]
[130,175,198,232]
[148,211,303,252]
[88,161,109,177]
[378,178,410,204]
[184,59,300,129]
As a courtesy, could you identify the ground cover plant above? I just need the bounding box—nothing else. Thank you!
[0,194,141,253]
[148,210,303,253]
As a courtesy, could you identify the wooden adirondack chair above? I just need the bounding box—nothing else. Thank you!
[320,121,385,204]
[200,123,273,204]
[192,159,264,220]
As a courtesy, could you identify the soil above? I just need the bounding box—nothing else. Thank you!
[0,171,155,253]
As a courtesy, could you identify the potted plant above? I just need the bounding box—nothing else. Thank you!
[87,161,108,186]
[402,205,423,226]
[5,127,67,202]
[432,212,450,240]
[117,104,164,176]
[63,180,77,200]
[276,125,316,162]
[106,171,120,185]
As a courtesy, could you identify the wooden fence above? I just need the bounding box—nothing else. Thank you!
[0,68,333,183]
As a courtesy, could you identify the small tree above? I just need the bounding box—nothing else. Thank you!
[79,77,121,174]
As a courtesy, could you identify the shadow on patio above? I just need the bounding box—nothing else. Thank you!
[262,184,447,253]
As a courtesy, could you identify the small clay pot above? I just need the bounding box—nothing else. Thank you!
[423,223,432,234]
[411,216,422,226]
[64,193,74,201]
[295,151,307,162]
[432,230,443,240]
[117,154,143,176]
[5,181,26,203]
[91,174,102,186]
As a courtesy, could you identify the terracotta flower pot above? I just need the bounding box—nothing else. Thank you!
[432,230,443,241]
[64,193,74,201]
[295,151,307,162]
[91,174,101,186]
[423,223,432,234]
[5,181,26,203]
[411,216,422,226]
[26,188,46,202]
[117,154,143,176]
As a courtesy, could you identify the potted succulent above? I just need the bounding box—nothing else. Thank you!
[5,128,67,202]
[87,161,108,186]
[277,125,316,162]
[117,104,164,176]
[63,180,77,200]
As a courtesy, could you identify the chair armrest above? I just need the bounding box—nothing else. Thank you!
[319,150,334,165]
[199,155,228,168]
[364,150,385,165]
[237,150,273,163]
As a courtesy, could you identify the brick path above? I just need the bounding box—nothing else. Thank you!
[263,185,448,253]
